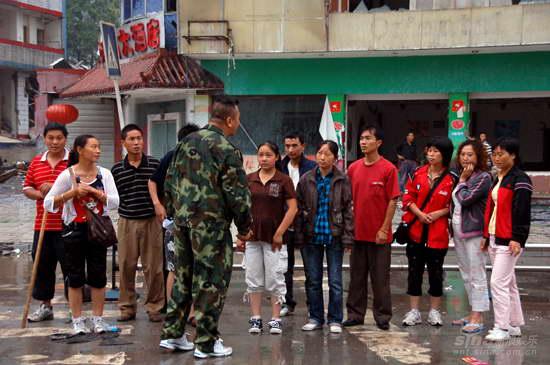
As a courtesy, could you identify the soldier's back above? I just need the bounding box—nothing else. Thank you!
[167,125,240,228]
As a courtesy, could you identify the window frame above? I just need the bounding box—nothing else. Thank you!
[122,0,165,24]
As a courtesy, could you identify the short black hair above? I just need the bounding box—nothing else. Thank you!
[361,125,384,141]
[211,96,239,121]
[43,122,68,138]
[426,136,454,168]
[479,131,487,136]
[283,133,305,145]
[177,123,200,141]
[493,137,520,165]
[317,140,339,159]
[121,124,143,140]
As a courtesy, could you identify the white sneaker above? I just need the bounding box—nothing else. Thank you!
[72,317,90,335]
[302,320,323,331]
[268,319,283,335]
[90,316,110,333]
[28,303,54,322]
[427,309,443,326]
[485,327,510,342]
[329,323,342,333]
[489,326,522,337]
[159,333,194,351]
[193,338,233,359]
[279,306,290,317]
[509,326,522,337]
[402,309,422,326]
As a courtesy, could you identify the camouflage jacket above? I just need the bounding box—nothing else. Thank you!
[164,124,252,235]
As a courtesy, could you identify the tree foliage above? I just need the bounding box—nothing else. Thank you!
[67,0,120,67]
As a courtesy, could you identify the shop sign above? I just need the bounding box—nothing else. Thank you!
[117,14,164,58]
[99,14,165,61]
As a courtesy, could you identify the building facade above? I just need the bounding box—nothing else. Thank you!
[57,0,222,166]
[0,0,65,139]
[176,0,550,185]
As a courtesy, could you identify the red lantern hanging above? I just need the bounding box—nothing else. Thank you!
[45,104,79,124]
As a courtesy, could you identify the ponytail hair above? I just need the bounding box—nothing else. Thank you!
[68,134,96,167]
[258,141,282,171]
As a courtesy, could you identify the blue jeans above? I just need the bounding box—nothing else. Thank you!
[301,242,344,325]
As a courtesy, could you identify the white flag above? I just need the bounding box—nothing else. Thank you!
[319,96,338,142]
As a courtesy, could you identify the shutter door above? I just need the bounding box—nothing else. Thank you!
[54,99,116,168]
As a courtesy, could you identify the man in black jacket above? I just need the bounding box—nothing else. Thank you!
[280,134,317,316]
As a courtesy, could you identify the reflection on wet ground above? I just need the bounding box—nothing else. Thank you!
[1,256,549,365]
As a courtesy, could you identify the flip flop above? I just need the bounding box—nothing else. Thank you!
[462,323,485,334]
[452,318,469,326]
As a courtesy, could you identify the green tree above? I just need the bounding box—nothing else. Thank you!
[66,0,120,66]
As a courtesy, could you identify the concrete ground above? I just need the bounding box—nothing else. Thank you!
[0,254,549,365]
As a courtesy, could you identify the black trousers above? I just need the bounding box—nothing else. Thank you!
[283,230,297,309]
[346,242,392,325]
[31,231,67,301]
[406,243,448,297]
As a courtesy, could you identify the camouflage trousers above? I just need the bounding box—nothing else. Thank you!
[160,223,233,353]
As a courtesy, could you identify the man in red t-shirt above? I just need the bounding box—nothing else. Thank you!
[23,123,69,322]
[343,126,400,330]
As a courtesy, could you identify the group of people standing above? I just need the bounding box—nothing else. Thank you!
[23,97,533,360]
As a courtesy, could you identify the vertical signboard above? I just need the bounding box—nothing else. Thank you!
[448,93,470,155]
[100,21,125,128]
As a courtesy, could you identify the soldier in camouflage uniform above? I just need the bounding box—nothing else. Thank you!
[160,97,252,359]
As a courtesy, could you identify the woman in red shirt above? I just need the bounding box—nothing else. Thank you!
[401,137,455,327]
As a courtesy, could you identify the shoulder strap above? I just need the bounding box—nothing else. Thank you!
[406,169,449,226]
[68,167,78,190]
[419,169,449,211]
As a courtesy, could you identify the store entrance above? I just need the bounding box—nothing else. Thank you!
[470,97,550,171]
[346,99,448,164]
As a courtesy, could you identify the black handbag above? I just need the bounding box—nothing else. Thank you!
[393,170,449,245]
[70,167,118,248]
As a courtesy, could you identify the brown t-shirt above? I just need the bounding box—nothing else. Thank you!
[247,170,296,244]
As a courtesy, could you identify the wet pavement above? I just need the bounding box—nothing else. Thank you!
[1,175,550,364]
[1,256,550,365]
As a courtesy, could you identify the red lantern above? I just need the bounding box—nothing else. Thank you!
[46,104,79,124]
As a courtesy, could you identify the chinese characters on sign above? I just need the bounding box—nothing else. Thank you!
[99,14,165,61]
[118,18,162,57]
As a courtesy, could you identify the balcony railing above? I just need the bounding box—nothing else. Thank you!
[0,38,63,69]
[0,0,63,16]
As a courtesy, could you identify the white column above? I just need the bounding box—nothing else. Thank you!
[16,72,29,136]
[185,94,195,125]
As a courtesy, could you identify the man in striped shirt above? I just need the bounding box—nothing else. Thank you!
[23,123,69,322]
[111,124,165,322]
[479,132,493,168]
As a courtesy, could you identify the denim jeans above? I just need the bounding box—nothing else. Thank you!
[301,242,343,325]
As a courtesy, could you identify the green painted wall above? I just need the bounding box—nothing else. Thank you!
[201,52,550,95]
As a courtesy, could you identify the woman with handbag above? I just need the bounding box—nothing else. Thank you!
[44,135,119,334]
[450,140,492,333]
[401,137,455,327]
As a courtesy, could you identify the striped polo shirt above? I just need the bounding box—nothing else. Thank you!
[23,149,69,231]
[111,154,159,219]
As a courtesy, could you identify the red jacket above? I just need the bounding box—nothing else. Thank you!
[483,166,532,248]
[402,165,455,249]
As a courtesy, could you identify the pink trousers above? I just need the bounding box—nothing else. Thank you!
[488,236,525,329]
